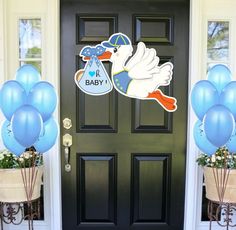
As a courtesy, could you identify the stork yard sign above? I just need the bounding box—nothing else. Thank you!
[74,33,177,112]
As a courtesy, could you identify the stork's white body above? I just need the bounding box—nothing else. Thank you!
[108,42,174,99]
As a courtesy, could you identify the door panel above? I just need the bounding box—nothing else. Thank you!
[131,155,171,223]
[78,155,116,224]
[61,1,189,230]
[77,90,117,132]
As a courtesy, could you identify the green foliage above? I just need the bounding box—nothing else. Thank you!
[25,47,41,59]
[0,150,19,168]
[196,146,236,169]
[0,150,43,169]
[24,46,41,73]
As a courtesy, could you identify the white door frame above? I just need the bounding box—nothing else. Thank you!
[184,0,204,229]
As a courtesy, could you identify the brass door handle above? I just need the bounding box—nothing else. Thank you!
[64,146,71,172]
[63,134,72,172]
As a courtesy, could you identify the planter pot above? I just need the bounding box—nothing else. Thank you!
[204,166,236,203]
[0,166,43,203]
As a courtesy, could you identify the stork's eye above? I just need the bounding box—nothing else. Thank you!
[113,47,118,53]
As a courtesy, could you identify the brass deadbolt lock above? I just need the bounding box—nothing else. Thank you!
[63,118,72,130]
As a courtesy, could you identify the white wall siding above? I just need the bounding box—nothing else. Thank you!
[0,0,6,150]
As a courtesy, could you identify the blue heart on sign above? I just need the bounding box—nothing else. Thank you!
[89,71,95,77]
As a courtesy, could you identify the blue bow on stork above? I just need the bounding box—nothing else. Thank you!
[81,45,106,57]
[81,45,106,67]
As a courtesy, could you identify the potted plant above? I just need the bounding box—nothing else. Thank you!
[197,146,236,203]
[0,149,43,203]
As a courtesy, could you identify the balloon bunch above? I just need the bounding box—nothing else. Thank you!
[0,65,58,156]
[191,64,236,155]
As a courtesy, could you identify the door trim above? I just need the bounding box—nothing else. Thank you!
[45,0,62,229]
[184,0,203,229]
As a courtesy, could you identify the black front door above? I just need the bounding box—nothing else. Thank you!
[60,0,189,229]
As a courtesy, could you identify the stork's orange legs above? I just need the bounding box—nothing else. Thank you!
[147,89,177,112]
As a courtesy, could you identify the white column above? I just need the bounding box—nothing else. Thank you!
[184,0,204,230]
[0,0,6,150]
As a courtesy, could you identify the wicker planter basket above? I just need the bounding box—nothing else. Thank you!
[0,166,43,203]
[204,166,236,203]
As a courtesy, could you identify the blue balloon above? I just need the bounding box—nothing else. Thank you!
[34,117,58,153]
[203,105,235,147]
[1,120,25,156]
[28,81,57,121]
[15,64,41,94]
[207,64,231,93]
[191,80,219,120]
[193,120,217,156]
[11,105,43,147]
[220,81,236,120]
[226,126,236,152]
[0,80,27,120]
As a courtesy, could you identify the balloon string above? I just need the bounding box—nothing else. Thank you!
[6,123,11,134]
[20,152,39,202]
[212,166,230,203]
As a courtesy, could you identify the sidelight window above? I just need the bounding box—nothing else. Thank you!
[207,21,230,70]
[19,19,42,73]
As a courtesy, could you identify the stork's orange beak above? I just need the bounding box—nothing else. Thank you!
[98,51,112,60]
[83,51,112,61]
